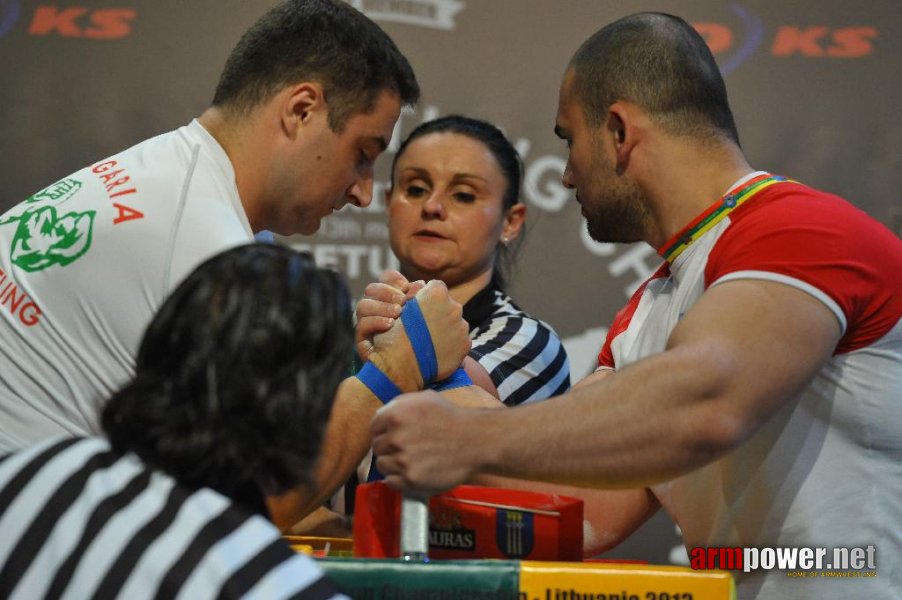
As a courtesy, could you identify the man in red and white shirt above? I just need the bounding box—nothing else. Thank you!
[370,12,902,600]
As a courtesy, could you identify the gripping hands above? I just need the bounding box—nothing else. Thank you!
[357,276,471,401]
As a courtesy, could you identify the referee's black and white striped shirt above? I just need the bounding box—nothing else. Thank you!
[0,436,348,600]
[464,283,571,406]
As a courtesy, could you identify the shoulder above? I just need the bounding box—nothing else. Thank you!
[0,436,110,483]
[711,181,896,261]
[470,288,560,345]
[468,288,571,405]
[708,181,902,352]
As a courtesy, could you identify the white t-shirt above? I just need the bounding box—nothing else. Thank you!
[0,120,254,451]
[598,173,902,599]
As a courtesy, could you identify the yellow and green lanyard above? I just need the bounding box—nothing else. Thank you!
[659,173,792,263]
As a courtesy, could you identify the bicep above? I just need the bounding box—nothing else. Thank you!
[667,278,842,433]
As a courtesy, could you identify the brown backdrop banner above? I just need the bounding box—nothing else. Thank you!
[2,0,900,563]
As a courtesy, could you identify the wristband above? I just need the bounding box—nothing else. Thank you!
[355,361,402,404]
[430,367,473,392]
[399,297,438,385]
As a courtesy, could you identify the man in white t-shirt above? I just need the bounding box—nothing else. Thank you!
[370,13,902,599]
[1,0,478,531]
[0,0,419,452]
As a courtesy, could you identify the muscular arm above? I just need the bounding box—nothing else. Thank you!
[373,279,842,491]
[270,280,470,530]
[268,378,387,530]
[473,369,659,557]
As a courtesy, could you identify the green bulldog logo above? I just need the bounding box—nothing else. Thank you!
[1,178,96,272]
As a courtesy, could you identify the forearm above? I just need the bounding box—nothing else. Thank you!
[297,377,383,519]
[288,505,352,537]
[466,345,749,488]
[474,301,837,488]
[372,279,842,497]
[289,385,499,523]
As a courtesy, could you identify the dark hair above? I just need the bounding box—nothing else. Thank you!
[212,0,420,131]
[101,244,352,512]
[570,12,740,144]
[390,115,524,289]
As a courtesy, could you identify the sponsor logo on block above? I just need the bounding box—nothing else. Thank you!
[428,506,476,551]
[496,509,534,558]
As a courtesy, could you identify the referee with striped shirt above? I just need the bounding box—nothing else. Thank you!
[0,245,350,599]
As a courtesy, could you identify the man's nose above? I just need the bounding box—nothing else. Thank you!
[348,174,374,208]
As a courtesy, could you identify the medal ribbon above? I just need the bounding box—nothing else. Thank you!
[659,173,792,263]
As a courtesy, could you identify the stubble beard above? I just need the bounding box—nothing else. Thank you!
[583,176,648,244]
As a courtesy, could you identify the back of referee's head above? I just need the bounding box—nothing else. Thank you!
[101,243,352,513]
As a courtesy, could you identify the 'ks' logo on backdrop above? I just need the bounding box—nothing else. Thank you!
[0,2,136,39]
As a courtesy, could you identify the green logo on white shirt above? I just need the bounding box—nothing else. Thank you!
[1,178,96,272]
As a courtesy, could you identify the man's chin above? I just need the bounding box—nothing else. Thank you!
[585,220,641,245]
[300,220,322,236]
[267,217,320,237]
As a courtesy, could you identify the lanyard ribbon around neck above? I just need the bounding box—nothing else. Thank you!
[659,173,792,263]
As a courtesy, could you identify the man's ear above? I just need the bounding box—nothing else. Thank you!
[607,101,638,174]
[281,82,325,137]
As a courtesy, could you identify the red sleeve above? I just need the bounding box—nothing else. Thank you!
[598,263,671,369]
[705,183,902,354]
[597,320,619,369]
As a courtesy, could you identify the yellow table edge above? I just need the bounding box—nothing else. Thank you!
[519,561,736,600]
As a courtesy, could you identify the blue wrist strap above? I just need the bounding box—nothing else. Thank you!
[431,367,473,391]
[355,361,402,405]
[400,297,438,385]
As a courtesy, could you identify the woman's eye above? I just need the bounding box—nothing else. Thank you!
[454,192,476,203]
[406,185,428,198]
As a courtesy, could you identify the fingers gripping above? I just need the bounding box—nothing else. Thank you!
[356,296,442,403]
